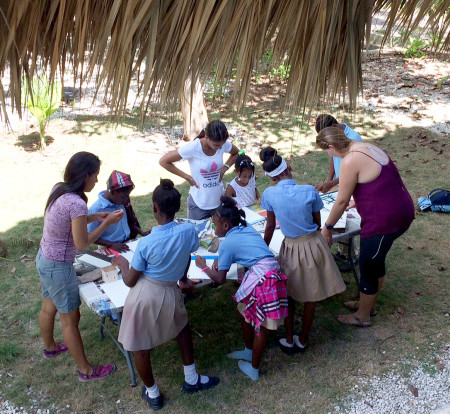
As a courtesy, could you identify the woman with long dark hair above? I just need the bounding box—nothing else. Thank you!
[36,151,123,381]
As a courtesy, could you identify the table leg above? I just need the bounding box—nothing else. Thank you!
[99,313,137,387]
[99,316,105,340]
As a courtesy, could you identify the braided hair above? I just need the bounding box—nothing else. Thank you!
[259,146,283,174]
[152,179,181,218]
[216,196,247,228]
[234,154,255,177]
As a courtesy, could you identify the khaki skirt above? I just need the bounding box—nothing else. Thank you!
[237,302,283,331]
[118,276,188,352]
[279,231,346,302]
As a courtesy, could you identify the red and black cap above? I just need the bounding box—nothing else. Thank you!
[107,170,135,192]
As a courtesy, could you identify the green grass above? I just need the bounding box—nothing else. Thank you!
[0,107,449,413]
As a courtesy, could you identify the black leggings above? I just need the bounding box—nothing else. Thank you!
[359,228,408,295]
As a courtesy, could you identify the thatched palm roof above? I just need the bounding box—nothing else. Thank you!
[1,0,449,122]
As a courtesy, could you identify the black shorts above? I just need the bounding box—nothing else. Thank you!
[359,228,408,295]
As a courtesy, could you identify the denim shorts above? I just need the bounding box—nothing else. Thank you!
[36,250,81,313]
[187,194,218,220]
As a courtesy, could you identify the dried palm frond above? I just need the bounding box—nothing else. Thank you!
[0,0,449,124]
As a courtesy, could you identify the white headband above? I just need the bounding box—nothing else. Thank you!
[264,158,287,177]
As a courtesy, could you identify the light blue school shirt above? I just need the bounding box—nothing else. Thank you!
[333,123,363,178]
[261,179,324,238]
[131,221,199,281]
[88,191,130,242]
[217,225,274,271]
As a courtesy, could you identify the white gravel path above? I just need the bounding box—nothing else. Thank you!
[338,344,450,414]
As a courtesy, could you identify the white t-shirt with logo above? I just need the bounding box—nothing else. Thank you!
[178,139,233,210]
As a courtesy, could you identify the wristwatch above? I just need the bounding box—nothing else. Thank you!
[325,223,334,231]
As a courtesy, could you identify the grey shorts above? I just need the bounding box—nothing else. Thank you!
[187,194,218,220]
[36,250,81,313]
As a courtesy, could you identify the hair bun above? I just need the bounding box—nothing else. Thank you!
[160,178,174,190]
[220,195,237,208]
[259,146,277,162]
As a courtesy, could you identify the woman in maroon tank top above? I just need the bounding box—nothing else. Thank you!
[316,127,415,328]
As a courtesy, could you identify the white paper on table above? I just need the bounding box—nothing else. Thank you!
[78,282,109,306]
[120,239,140,262]
[268,229,284,255]
[320,206,347,229]
[188,261,238,280]
[101,280,130,308]
[242,206,266,225]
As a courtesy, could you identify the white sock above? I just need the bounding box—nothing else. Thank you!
[293,335,306,348]
[145,383,160,398]
[183,363,209,385]
[279,338,294,347]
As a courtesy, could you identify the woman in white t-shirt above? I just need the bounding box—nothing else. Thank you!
[160,120,239,219]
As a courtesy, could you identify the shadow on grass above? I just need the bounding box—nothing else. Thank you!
[0,125,448,413]
[15,132,55,151]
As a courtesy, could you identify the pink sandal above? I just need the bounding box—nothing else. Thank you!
[43,342,68,359]
[78,364,117,382]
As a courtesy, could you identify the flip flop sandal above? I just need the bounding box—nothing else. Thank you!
[336,314,372,328]
[343,301,378,317]
[43,342,68,359]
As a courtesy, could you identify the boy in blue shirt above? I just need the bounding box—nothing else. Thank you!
[88,171,148,252]
[315,114,363,193]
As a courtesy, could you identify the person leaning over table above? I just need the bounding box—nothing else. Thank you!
[159,120,239,220]
[36,151,123,381]
[315,114,363,193]
[316,127,415,328]
[87,170,150,252]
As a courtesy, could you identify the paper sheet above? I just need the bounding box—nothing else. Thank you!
[268,229,284,255]
[188,261,238,280]
[101,280,130,308]
[78,282,108,306]
[320,203,347,229]
[242,206,266,225]
[120,239,140,262]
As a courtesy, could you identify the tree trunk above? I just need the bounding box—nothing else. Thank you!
[180,74,208,140]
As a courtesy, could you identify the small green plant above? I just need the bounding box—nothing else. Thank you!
[405,37,427,58]
[22,74,61,149]
[269,61,291,81]
[437,76,448,88]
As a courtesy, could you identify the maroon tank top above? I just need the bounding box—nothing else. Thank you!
[352,151,415,238]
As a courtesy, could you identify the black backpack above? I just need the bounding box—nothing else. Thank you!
[428,189,450,206]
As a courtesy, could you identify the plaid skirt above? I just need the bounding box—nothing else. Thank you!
[118,276,188,351]
[279,231,346,302]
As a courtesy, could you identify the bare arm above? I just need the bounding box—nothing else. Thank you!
[178,256,196,294]
[255,187,261,202]
[316,158,339,192]
[321,156,358,245]
[225,184,236,198]
[159,150,199,188]
[111,256,142,287]
[72,210,124,250]
[94,238,130,252]
[219,144,240,181]
[327,157,335,181]
[264,210,276,246]
[312,211,321,229]
[195,256,227,285]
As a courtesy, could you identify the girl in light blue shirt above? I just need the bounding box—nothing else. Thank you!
[112,179,219,410]
[260,147,345,356]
